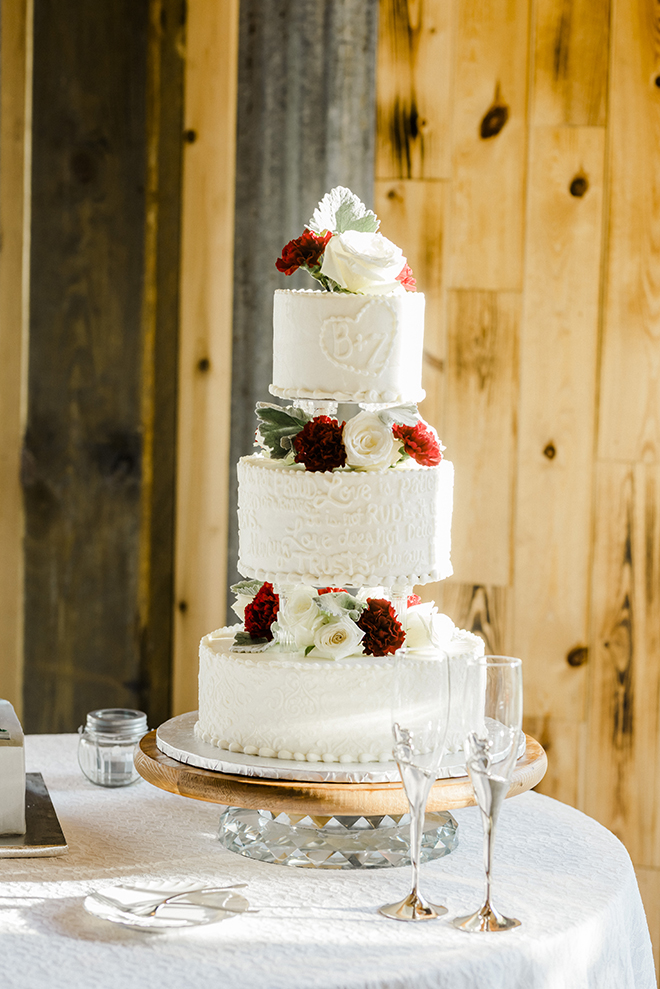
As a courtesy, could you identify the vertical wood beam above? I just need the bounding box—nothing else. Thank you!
[227,0,379,604]
[172,0,239,716]
[23,0,183,731]
[0,0,32,714]
[513,126,604,730]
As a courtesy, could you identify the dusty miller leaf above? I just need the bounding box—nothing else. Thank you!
[308,187,379,235]
[377,404,419,428]
[230,579,263,597]
[255,404,311,459]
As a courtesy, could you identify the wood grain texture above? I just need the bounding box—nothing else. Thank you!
[135,730,547,815]
[636,866,660,979]
[523,716,586,807]
[374,178,449,432]
[172,0,239,717]
[449,0,529,289]
[513,126,604,721]
[429,581,510,656]
[376,0,454,180]
[23,0,183,731]
[23,0,149,731]
[445,290,520,586]
[532,0,610,126]
[598,0,660,462]
[0,0,31,714]
[585,462,660,864]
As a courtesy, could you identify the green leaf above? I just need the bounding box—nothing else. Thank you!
[377,404,419,428]
[230,579,263,597]
[308,187,379,236]
[255,404,311,459]
[233,631,270,647]
[304,645,315,657]
[317,592,366,619]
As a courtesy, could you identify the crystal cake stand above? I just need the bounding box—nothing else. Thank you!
[135,724,547,871]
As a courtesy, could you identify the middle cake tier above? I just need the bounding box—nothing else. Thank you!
[237,455,454,588]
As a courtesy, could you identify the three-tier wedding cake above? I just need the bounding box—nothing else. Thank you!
[195,188,483,766]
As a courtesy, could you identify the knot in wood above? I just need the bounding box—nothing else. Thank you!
[567,645,588,667]
[183,129,197,144]
[197,357,210,373]
[569,175,589,197]
[543,442,556,460]
[480,103,509,139]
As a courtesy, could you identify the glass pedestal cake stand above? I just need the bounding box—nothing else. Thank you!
[134,713,547,871]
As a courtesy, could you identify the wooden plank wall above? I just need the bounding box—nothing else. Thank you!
[0,0,32,715]
[172,0,239,716]
[21,0,184,732]
[376,0,660,970]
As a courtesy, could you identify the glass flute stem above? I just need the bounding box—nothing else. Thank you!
[399,761,433,898]
[482,808,496,910]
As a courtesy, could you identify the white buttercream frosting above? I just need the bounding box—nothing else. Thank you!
[196,626,485,763]
[237,456,454,589]
[270,289,425,404]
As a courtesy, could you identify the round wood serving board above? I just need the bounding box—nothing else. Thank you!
[135,731,547,817]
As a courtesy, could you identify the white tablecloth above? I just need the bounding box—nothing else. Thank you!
[0,735,655,989]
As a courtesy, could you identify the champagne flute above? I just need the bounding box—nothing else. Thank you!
[452,654,523,932]
[379,647,450,922]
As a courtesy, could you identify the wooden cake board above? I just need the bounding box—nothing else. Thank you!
[135,731,547,817]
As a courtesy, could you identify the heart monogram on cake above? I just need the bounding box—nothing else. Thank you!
[319,299,397,377]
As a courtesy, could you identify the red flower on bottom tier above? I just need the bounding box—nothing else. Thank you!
[293,416,347,471]
[244,582,279,640]
[357,598,405,656]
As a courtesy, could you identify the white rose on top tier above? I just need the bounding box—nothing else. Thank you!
[343,411,400,470]
[320,230,407,295]
[405,602,456,650]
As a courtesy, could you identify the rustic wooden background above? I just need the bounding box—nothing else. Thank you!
[374,0,660,971]
[1,0,660,970]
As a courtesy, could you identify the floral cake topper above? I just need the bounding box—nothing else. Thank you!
[276,187,416,295]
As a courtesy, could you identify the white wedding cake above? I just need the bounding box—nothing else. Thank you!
[195,188,483,766]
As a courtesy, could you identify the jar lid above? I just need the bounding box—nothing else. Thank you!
[85,708,148,736]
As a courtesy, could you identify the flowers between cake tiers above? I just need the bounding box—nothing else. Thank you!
[254,404,444,471]
[230,581,456,659]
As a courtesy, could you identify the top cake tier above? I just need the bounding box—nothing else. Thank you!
[270,289,426,406]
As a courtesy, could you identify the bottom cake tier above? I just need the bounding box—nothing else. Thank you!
[196,626,485,765]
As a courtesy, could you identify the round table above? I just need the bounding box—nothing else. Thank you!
[0,734,655,989]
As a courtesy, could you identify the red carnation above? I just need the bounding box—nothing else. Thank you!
[293,416,346,472]
[392,420,443,467]
[395,263,417,291]
[357,598,405,656]
[317,587,347,595]
[244,582,279,640]
[276,229,332,276]
[407,594,422,608]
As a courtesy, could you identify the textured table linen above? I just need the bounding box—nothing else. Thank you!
[0,734,654,989]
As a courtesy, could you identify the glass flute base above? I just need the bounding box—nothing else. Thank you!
[217,808,459,870]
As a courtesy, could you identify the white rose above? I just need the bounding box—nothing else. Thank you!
[343,412,400,470]
[278,585,324,648]
[231,593,255,622]
[313,615,365,660]
[405,604,455,650]
[320,230,407,295]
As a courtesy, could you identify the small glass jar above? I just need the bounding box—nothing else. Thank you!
[78,708,148,787]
